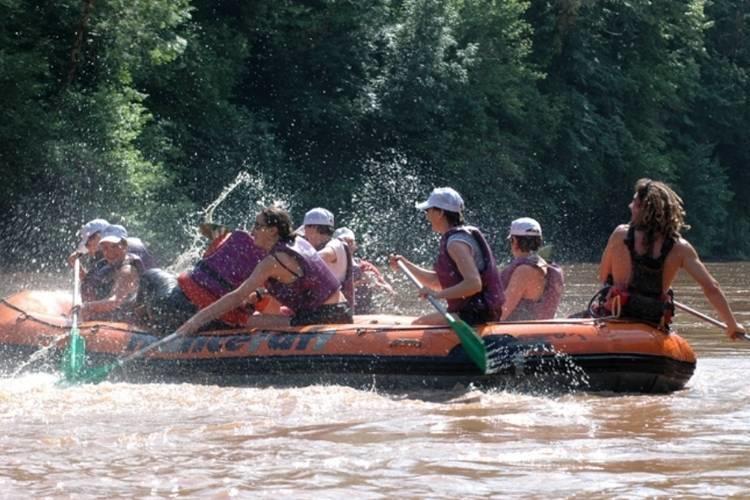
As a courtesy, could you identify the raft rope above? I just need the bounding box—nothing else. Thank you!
[0,298,152,335]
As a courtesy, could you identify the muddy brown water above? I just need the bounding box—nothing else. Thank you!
[1,263,749,498]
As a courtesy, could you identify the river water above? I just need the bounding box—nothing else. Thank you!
[1,263,749,498]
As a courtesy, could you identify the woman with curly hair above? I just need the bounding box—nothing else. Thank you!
[598,178,745,339]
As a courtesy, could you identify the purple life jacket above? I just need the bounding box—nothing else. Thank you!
[435,226,504,321]
[81,253,145,301]
[265,236,341,312]
[187,231,266,298]
[500,255,564,320]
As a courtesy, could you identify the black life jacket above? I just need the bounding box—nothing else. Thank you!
[620,226,676,325]
[81,254,144,302]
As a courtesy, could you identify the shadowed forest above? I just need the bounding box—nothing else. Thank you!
[2,0,748,270]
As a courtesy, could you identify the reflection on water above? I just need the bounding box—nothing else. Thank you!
[1,263,749,497]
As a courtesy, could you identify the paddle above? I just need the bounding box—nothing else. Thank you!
[397,260,489,373]
[60,257,86,380]
[72,329,186,384]
[537,244,553,261]
[674,300,750,341]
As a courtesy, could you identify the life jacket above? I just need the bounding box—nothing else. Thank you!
[606,226,676,327]
[81,253,144,302]
[499,255,564,321]
[265,236,342,313]
[126,237,158,270]
[434,226,504,321]
[183,231,265,299]
[177,231,265,324]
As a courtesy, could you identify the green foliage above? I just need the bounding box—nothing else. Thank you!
[1,0,749,270]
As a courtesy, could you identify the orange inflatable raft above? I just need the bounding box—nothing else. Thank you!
[0,290,696,393]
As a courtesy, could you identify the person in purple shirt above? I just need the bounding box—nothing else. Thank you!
[175,205,351,335]
[499,217,564,321]
[389,187,504,325]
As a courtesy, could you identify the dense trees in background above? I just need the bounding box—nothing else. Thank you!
[1,0,748,269]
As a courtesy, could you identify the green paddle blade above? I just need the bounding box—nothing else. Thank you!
[76,362,119,384]
[445,314,488,373]
[537,244,554,261]
[61,326,86,381]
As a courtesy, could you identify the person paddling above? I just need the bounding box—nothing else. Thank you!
[499,218,564,320]
[68,218,157,272]
[598,178,746,339]
[174,205,351,335]
[135,220,266,334]
[389,187,504,325]
[77,224,144,321]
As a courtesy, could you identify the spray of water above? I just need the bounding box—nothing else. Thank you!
[166,169,298,273]
[486,341,591,394]
[9,337,67,377]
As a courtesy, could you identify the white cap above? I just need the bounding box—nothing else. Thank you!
[333,227,355,242]
[508,217,542,238]
[303,207,334,227]
[99,224,128,244]
[77,218,110,253]
[415,187,464,213]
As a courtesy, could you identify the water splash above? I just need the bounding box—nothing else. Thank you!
[203,171,253,224]
[486,341,590,393]
[167,169,298,273]
[9,337,66,377]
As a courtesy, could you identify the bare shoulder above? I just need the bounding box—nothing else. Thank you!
[610,224,630,239]
[671,236,699,260]
[514,263,544,280]
[268,251,292,267]
[268,251,300,273]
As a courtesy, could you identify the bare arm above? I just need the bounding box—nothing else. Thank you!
[598,225,627,283]
[81,265,139,318]
[318,245,338,265]
[174,256,277,335]
[433,240,482,300]
[680,242,746,339]
[361,261,395,294]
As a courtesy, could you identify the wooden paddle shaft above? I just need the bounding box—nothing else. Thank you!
[674,301,725,328]
[674,300,749,341]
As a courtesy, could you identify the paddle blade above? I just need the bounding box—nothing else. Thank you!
[445,315,488,373]
[75,363,118,384]
[537,244,553,261]
[61,327,86,381]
